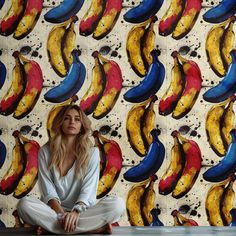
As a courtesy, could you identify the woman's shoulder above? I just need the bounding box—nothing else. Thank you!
[89,146,100,163]
[38,143,50,160]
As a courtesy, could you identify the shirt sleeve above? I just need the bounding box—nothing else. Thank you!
[38,146,61,204]
[72,147,100,211]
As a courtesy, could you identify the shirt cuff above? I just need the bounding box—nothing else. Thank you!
[72,203,88,213]
[44,195,61,205]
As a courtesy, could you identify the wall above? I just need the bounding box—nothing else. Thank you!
[0,0,235,227]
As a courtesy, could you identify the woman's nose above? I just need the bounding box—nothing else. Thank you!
[69,118,75,124]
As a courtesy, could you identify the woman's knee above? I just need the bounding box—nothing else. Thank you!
[17,196,33,214]
[112,196,125,217]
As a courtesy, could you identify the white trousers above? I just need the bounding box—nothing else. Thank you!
[17,196,125,234]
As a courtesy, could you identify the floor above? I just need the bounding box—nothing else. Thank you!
[0,226,236,236]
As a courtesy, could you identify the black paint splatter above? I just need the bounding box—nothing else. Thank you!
[20,125,32,135]
[111,130,118,137]
[99,125,111,135]
[179,125,190,135]
[99,46,111,55]
[179,205,190,214]
[179,46,190,55]
[20,46,31,55]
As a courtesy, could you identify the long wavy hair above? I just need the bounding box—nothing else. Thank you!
[48,105,93,178]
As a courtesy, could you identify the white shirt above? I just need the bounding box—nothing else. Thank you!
[38,144,100,211]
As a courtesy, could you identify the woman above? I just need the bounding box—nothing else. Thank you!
[17,105,125,235]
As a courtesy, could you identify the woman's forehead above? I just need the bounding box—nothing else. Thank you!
[65,108,80,116]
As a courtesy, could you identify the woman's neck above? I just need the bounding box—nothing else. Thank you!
[63,135,76,150]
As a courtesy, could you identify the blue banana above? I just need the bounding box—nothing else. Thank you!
[123,129,165,182]
[0,219,5,228]
[230,209,236,226]
[203,0,236,23]
[150,209,164,226]
[203,50,236,103]
[0,0,5,10]
[124,50,165,103]
[203,129,236,182]
[44,0,85,23]
[44,50,86,103]
[0,60,6,90]
[123,0,164,23]
[0,139,6,169]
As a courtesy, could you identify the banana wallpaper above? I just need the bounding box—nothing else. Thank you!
[0,0,236,228]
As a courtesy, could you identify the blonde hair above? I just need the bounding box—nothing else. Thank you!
[48,105,93,178]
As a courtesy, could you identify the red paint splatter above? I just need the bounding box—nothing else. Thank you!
[103,141,122,175]
[0,173,21,191]
[159,14,179,33]
[80,94,100,111]
[80,15,100,32]
[182,0,201,16]
[25,0,43,15]
[103,61,122,95]
[103,0,122,15]
[182,62,202,94]
[159,173,178,192]
[24,62,43,94]
[0,94,19,112]
[0,15,18,32]
[23,142,39,174]
[184,142,202,172]
[159,94,178,113]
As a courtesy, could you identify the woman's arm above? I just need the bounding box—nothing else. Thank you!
[48,199,64,214]
[38,146,61,207]
[72,147,100,212]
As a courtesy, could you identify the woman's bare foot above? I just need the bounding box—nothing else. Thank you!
[84,223,112,234]
[36,226,50,235]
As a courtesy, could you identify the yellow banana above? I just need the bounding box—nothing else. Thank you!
[142,17,156,69]
[172,0,202,40]
[205,100,228,157]
[79,0,106,36]
[159,133,185,195]
[171,210,198,226]
[141,176,157,225]
[62,17,78,70]
[126,99,151,156]
[172,52,202,119]
[205,181,227,226]
[221,98,235,149]
[221,177,235,226]
[159,52,185,116]
[92,53,122,119]
[13,0,43,40]
[13,53,43,119]
[93,0,122,39]
[0,0,26,36]
[47,96,78,138]
[0,132,26,195]
[126,19,151,77]
[0,52,26,116]
[126,179,149,226]
[13,132,40,198]
[47,19,73,77]
[80,52,106,115]
[205,20,229,77]
[221,17,236,73]
[159,0,186,36]
[141,96,157,148]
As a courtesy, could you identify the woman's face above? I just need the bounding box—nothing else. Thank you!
[61,108,82,136]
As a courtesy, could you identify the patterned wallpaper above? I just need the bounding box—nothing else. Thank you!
[0,0,236,228]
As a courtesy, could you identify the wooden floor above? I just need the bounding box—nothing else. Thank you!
[0,226,236,236]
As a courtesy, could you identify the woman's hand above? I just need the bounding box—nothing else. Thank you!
[63,211,80,233]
